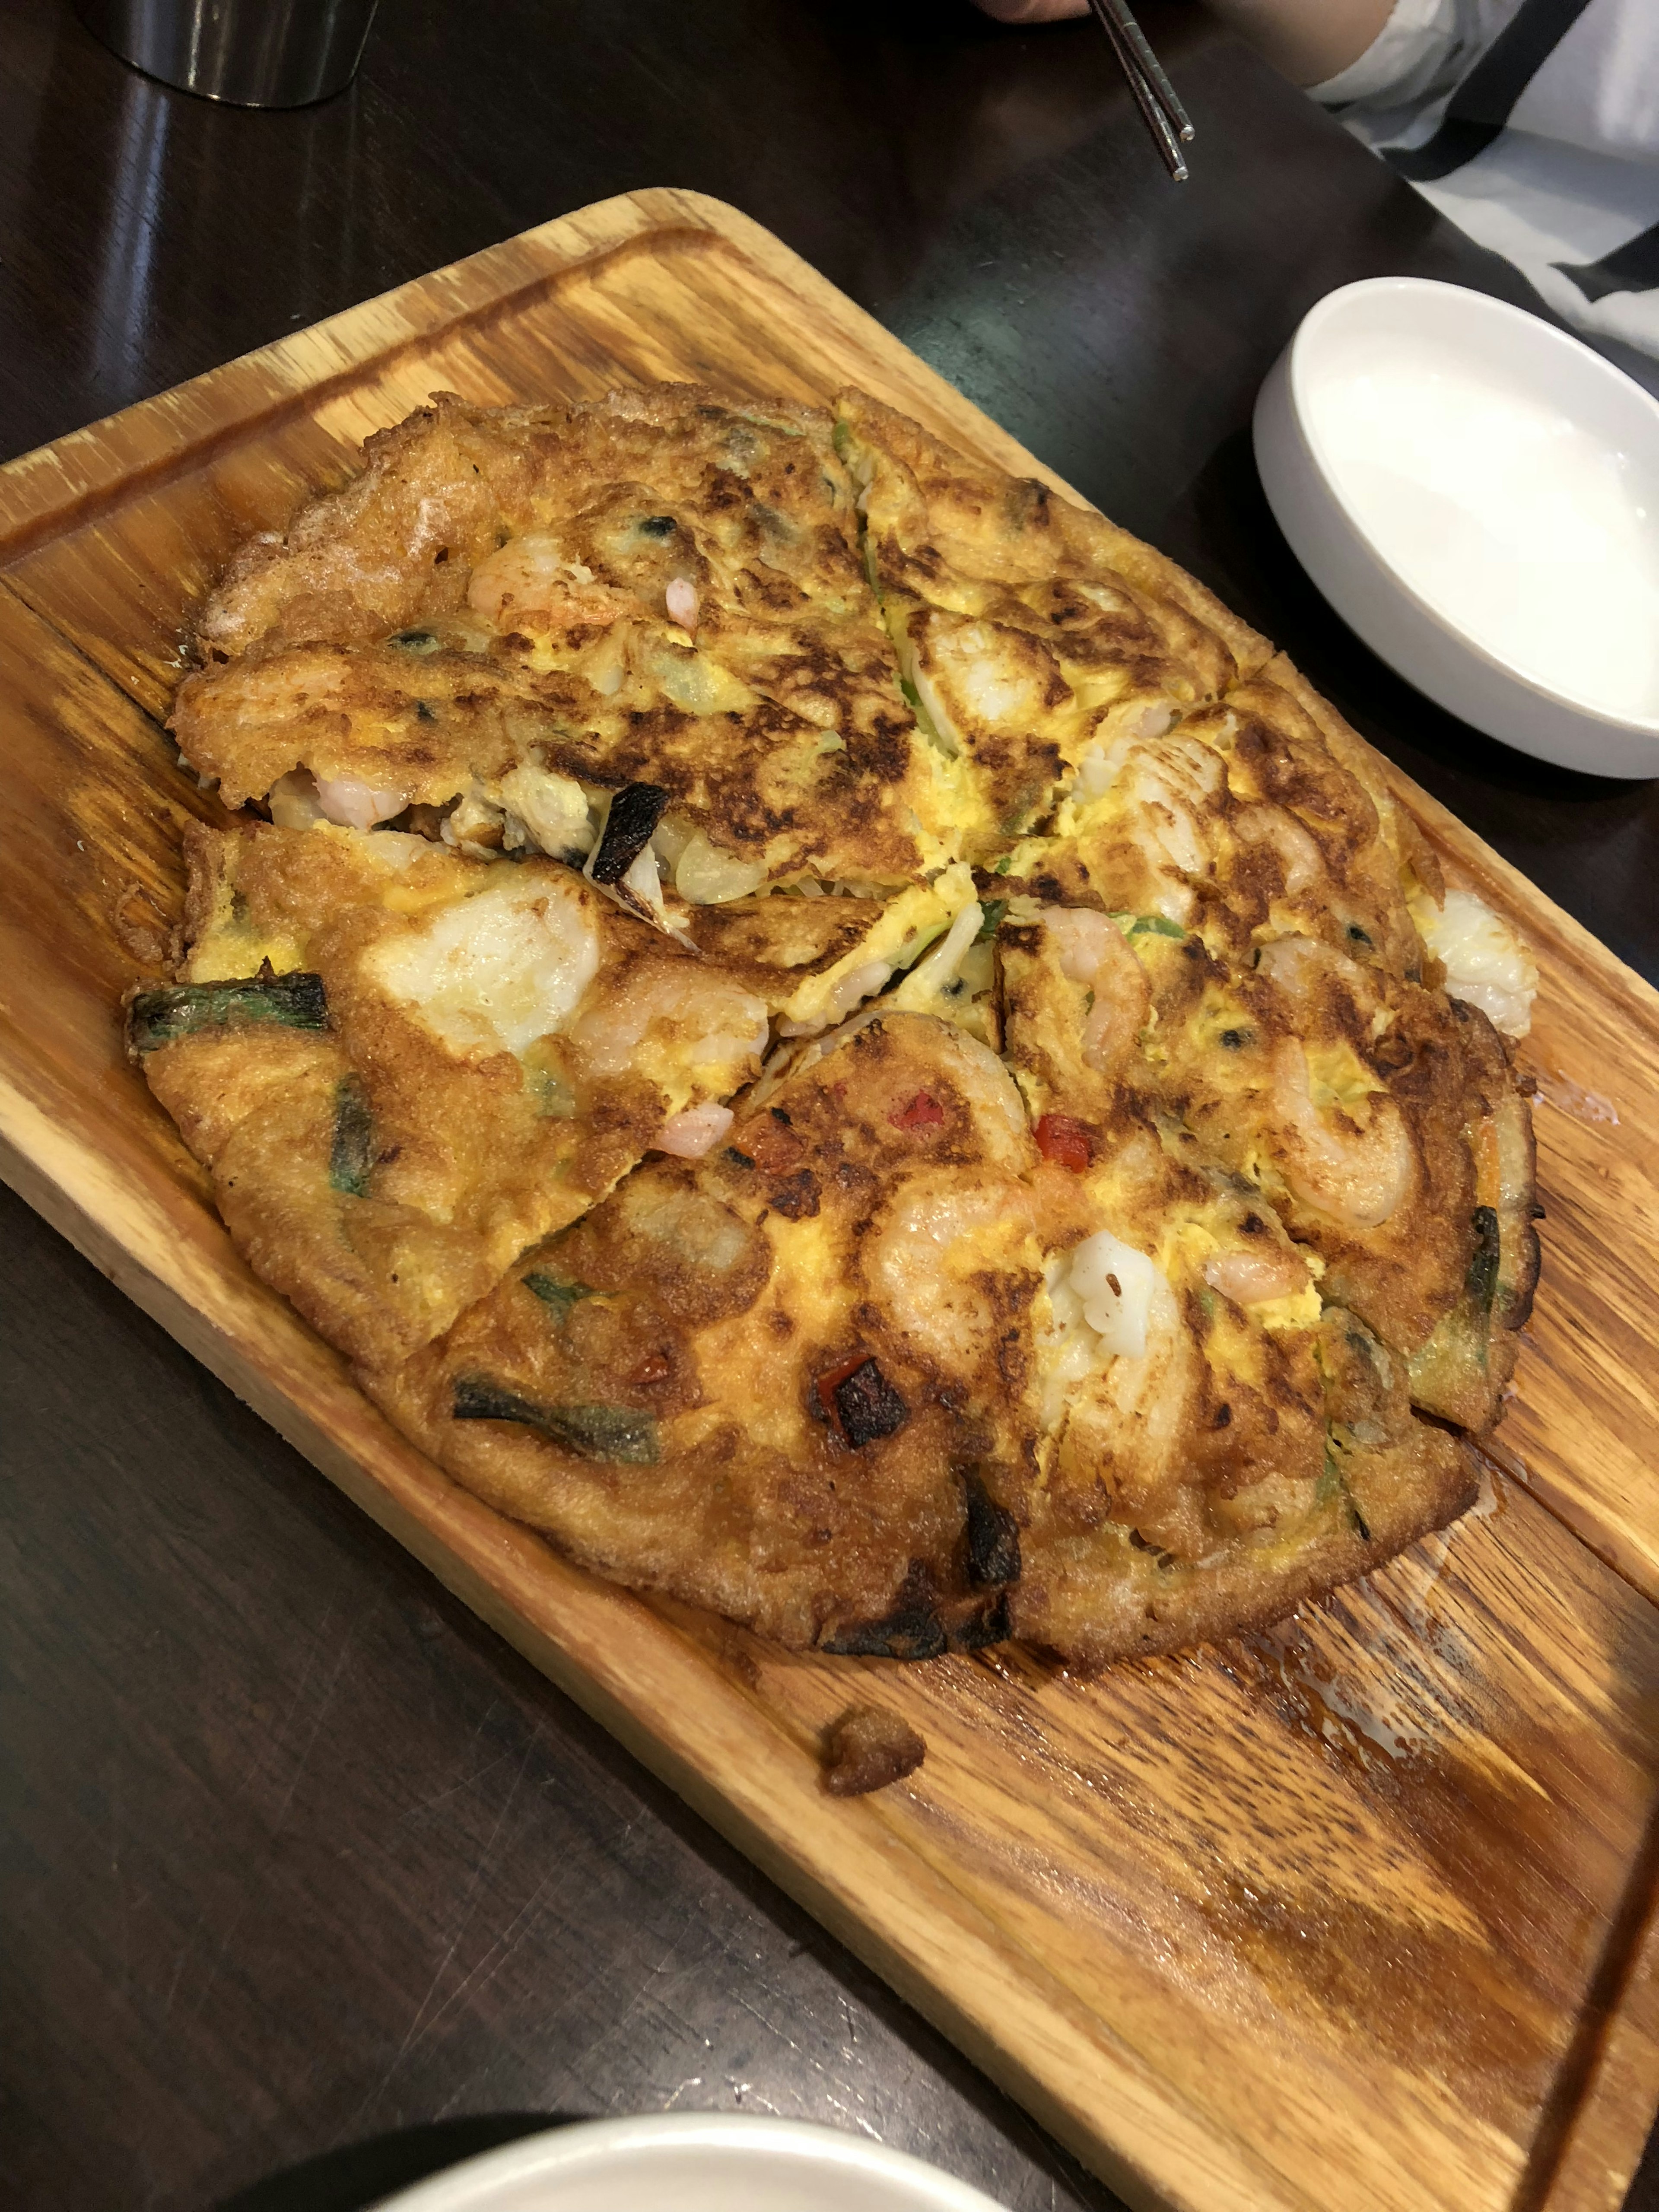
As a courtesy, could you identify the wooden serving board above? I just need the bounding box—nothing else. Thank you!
[4,188,1659,2212]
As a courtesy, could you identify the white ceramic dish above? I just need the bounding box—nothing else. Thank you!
[370,2113,1013,2212]
[1253,275,1659,779]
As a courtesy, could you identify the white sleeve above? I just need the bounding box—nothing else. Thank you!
[1307,0,1470,109]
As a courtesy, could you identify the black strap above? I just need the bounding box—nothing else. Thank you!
[1554,217,1659,303]
[1384,0,1599,182]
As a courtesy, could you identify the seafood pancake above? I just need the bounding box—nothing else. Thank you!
[127,822,771,1368]
[175,386,953,906]
[997,910,1475,1664]
[127,378,1541,1671]
[833,388,1267,861]
[369,1013,1049,1651]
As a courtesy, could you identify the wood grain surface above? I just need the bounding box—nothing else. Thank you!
[3,188,1657,2212]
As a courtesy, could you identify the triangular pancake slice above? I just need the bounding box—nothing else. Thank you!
[369,1011,1050,1651]
[1108,909,1535,1425]
[995,906,1475,1665]
[128,822,777,1368]
[832,388,1268,862]
[175,386,955,905]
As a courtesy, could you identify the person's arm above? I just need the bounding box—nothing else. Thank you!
[1196,0,1396,85]
[973,0,1398,89]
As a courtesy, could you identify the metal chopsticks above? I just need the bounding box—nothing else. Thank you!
[1085,0,1194,181]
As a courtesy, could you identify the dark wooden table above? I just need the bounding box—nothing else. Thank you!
[3,3,1656,2206]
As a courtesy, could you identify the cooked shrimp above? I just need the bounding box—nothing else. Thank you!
[1071,732,1224,922]
[1071,701,1178,801]
[1255,932,1369,1006]
[867,1174,1037,1367]
[312,773,408,831]
[654,1103,734,1157]
[467,534,636,632]
[567,966,769,1083]
[1043,1254,1202,1549]
[664,577,700,634]
[267,768,327,828]
[1232,804,1324,897]
[1418,887,1538,1038]
[1042,908,1150,1074]
[1203,1245,1310,1306]
[1269,1038,1414,1229]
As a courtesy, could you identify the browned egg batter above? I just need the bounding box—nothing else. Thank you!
[126,382,1541,1669]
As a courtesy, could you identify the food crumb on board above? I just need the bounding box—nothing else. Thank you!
[823,1703,926,1796]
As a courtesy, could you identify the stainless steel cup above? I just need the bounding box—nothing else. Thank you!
[77,0,380,108]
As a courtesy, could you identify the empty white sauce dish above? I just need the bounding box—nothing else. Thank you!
[1253,276,1659,779]
[370,2112,1012,2212]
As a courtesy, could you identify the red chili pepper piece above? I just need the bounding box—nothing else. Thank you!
[1034,1112,1093,1173]
[892,1090,944,1130]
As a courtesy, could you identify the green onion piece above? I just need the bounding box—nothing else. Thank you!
[127,972,328,1054]
[451,1376,658,1465]
[328,1078,373,1197]
[976,899,1007,940]
[522,1273,594,1324]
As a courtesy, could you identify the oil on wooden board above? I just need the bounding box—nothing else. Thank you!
[1,191,1656,2212]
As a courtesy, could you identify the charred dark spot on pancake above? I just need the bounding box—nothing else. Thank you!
[949,1592,1011,1650]
[821,1605,946,1662]
[722,1147,756,1170]
[1467,1205,1501,1312]
[769,1168,821,1220]
[389,628,441,652]
[451,1374,659,1464]
[589,782,668,883]
[1007,478,1052,531]
[638,514,677,538]
[328,1077,373,1197]
[818,1355,909,1447]
[963,1472,1021,1588]
[1213,1402,1233,1429]
[1128,1529,1180,1569]
[1219,1027,1251,1050]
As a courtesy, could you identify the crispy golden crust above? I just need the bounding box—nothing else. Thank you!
[1013,1412,1476,1668]
[142,1025,507,1369]
[128,384,1541,1669]
[199,385,849,654]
